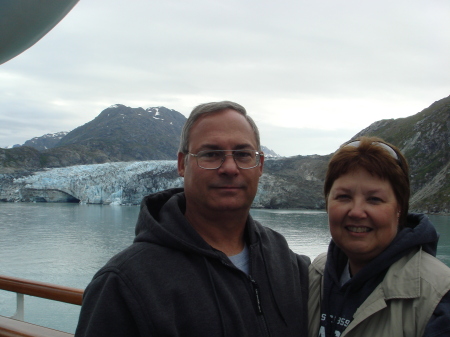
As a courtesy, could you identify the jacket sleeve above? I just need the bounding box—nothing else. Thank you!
[423,290,450,337]
[295,253,311,337]
[295,253,311,304]
[74,270,150,337]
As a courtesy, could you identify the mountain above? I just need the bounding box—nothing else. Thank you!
[0,105,186,171]
[4,104,280,172]
[258,154,329,209]
[353,95,450,213]
[261,146,280,157]
[56,104,186,160]
[254,94,450,212]
[1,96,449,212]
[22,131,69,151]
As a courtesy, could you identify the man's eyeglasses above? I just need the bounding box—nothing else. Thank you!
[344,140,401,166]
[188,150,263,170]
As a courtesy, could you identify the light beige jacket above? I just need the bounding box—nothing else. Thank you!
[308,248,450,337]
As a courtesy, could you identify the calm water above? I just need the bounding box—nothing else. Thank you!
[0,203,449,333]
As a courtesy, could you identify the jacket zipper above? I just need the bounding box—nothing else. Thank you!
[249,277,263,314]
[248,275,271,337]
[218,250,271,336]
[248,244,271,337]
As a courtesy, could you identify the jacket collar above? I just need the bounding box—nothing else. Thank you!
[380,247,422,299]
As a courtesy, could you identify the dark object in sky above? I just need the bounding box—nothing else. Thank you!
[0,0,79,65]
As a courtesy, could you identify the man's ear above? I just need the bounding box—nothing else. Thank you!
[258,153,264,177]
[177,152,186,177]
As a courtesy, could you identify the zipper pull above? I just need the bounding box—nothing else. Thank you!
[250,278,263,315]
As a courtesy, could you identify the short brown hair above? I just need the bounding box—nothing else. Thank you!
[324,136,410,227]
[178,101,261,155]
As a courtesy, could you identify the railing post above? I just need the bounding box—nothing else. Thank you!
[11,293,24,321]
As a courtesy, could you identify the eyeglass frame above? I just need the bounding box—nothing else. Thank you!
[188,149,264,170]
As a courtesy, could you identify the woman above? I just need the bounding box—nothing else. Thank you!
[308,136,450,337]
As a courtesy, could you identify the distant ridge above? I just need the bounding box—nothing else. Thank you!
[261,146,280,157]
[21,131,69,151]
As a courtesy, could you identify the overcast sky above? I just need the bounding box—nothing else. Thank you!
[1,0,449,156]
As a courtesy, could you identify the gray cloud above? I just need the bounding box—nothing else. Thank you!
[1,0,449,154]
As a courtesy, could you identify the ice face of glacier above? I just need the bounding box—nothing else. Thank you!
[11,161,183,205]
[2,160,282,207]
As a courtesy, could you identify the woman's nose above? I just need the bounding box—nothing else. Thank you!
[348,201,367,218]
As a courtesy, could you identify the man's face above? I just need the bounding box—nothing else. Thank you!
[178,109,263,215]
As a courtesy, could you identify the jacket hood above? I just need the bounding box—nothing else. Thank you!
[133,188,265,260]
[134,188,215,257]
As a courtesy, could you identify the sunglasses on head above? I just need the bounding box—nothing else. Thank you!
[344,140,401,167]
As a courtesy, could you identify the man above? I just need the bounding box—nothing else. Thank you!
[75,101,310,337]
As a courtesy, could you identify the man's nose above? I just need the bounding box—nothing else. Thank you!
[218,154,240,173]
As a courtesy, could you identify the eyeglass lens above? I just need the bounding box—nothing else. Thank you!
[195,150,259,169]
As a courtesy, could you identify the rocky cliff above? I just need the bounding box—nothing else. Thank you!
[353,95,450,213]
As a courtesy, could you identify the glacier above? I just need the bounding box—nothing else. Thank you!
[2,161,183,205]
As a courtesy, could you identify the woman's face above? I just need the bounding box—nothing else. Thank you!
[327,168,400,274]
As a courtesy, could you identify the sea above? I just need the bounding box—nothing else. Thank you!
[0,203,449,333]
